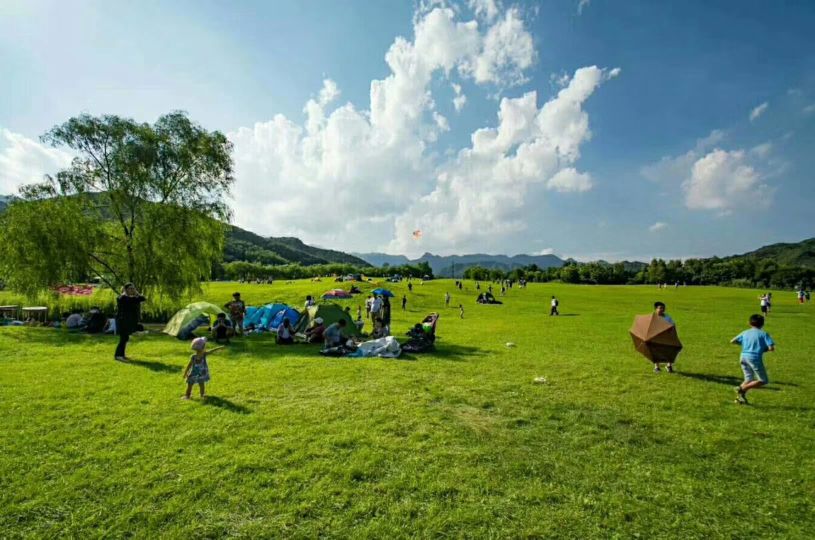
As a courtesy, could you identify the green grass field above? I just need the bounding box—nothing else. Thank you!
[1,281,813,538]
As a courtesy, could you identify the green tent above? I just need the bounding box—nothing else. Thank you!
[294,303,361,337]
[164,302,227,337]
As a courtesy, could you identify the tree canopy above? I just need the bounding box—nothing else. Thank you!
[0,112,234,298]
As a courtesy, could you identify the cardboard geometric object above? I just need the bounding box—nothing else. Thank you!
[629,313,683,364]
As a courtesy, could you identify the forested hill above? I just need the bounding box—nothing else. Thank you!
[727,237,815,268]
[0,195,368,267]
[225,226,370,267]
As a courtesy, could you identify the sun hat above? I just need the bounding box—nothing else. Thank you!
[191,337,207,351]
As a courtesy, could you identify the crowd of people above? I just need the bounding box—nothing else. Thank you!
[4,273,797,405]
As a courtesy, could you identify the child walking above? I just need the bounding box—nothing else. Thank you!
[731,314,776,405]
[183,337,223,400]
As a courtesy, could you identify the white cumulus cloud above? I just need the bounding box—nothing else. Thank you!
[684,149,773,213]
[0,128,73,194]
[642,129,779,215]
[221,5,612,256]
[389,65,615,255]
[452,83,467,112]
[749,101,768,122]
[649,222,667,232]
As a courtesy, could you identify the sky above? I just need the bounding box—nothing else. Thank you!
[1,0,814,261]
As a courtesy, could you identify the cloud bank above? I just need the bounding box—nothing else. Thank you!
[0,3,616,258]
[229,3,616,256]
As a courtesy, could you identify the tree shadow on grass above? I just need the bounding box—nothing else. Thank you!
[676,371,798,390]
[127,359,182,374]
[201,396,251,414]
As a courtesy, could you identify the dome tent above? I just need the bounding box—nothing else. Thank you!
[164,302,227,338]
[294,304,360,337]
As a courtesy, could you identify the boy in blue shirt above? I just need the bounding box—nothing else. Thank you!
[731,314,776,404]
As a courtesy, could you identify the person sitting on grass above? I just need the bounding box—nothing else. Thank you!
[372,318,390,339]
[324,318,348,348]
[276,317,295,345]
[182,337,223,400]
[732,314,776,405]
[653,301,676,373]
[65,309,84,330]
[305,317,326,343]
[211,313,234,344]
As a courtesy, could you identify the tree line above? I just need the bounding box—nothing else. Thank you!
[216,260,434,282]
[463,257,814,289]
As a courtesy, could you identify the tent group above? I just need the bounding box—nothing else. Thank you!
[164,301,358,339]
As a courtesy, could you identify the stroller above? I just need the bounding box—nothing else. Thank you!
[402,313,439,353]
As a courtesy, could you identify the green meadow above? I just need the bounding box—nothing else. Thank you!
[1,281,813,538]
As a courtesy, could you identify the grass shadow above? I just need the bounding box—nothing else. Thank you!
[431,343,487,362]
[201,395,251,414]
[676,371,798,390]
[127,359,182,374]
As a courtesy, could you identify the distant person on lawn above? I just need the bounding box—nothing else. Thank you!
[732,314,776,405]
[224,292,246,336]
[211,313,234,344]
[402,295,407,310]
[276,317,294,345]
[652,301,676,373]
[305,317,326,343]
[114,283,146,362]
[759,294,770,316]
[324,318,348,348]
[550,296,559,316]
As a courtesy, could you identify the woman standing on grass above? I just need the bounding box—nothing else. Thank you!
[114,283,146,362]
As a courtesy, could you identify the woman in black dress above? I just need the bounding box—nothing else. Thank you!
[114,283,146,362]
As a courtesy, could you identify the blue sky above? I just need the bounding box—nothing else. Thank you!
[1,0,813,260]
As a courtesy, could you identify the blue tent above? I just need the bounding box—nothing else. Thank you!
[268,307,301,331]
[372,288,395,297]
[243,303,288,330]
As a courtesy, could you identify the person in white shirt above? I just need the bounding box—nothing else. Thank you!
[370,295,383,320]
[653,301,677,373]
[65,311,84,329]
[550,296,559,316]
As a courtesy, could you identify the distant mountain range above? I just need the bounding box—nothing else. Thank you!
[353,252,565,276]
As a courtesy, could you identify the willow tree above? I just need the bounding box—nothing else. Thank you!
[0,112,233,298]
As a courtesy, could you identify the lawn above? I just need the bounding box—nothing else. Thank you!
[1,281,813,538]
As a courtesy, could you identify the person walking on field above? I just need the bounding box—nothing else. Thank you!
[652,301,676,373]
[459,304,464,319]
[759,294,770,317]
[445,291,451,307]
[402,295,407,311]
[114,283,146,362]
[732,314,776,405]
[550,295,559,316]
